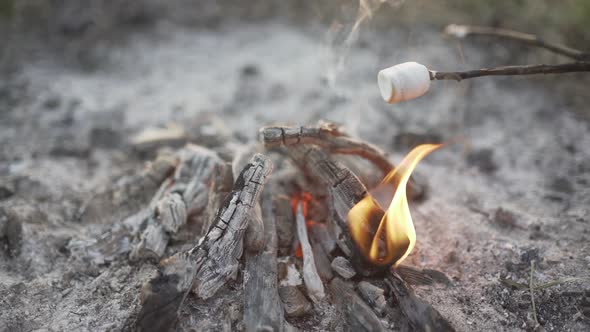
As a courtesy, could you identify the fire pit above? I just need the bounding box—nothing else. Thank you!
[129,122,453,331]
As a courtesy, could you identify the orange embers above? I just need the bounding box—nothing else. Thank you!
[348,144,441,267]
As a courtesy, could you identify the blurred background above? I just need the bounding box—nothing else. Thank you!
[1,0,589,69]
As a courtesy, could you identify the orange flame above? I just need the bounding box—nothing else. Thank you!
[348,144,441,266]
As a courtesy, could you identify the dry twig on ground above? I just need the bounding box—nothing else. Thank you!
[444,24,590,61]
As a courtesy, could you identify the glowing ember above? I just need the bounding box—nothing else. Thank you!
[348,144,442,266]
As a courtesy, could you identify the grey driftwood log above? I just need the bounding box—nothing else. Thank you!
[135,153,273,332]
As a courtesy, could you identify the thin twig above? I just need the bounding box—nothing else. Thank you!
[500,275,590,290]
[444,24,590,61]
[530,260,539,327]
[430,62,590,81]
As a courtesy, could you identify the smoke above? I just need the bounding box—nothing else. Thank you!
[323,0,405,89]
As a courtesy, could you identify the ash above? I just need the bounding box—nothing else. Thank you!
[1,1,589,331]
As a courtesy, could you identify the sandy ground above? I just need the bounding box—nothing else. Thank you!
[1,8,589,332]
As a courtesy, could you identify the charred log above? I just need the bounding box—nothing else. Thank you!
[243,184,286,332]
[330,278,385,332]
[276,144,384,277]
[130,145,223,260]
[135,153,273,332]
[260,123,427,200]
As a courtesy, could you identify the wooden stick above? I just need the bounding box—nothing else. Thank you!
[430,62,590,81]
[295,198,326,302]
[444,24,590,61]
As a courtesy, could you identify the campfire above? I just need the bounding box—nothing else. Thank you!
[119,122,455,332]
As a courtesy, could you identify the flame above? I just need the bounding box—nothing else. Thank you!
[348,144,441,266]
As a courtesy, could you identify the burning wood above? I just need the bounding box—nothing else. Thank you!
[260,123,427,200]
[258,127,456,330]
[277,144,377,275]
[347,144,441,267]
[135,154,272,332]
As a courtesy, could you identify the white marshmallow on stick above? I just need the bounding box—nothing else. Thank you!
[378,62,431,104]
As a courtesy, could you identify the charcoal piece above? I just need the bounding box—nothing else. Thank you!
[357,281,386,315]
[331,256,356,279]
[278,286,312,317]
[385,270,455,332]
[330,278,385,332]
[156,193,187,234]
[466,148,498,173]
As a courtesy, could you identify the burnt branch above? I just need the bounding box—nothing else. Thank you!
[278,144,386,276]
[260,124,427,201]
[385,270,455,332]
[136,154,273,332]
[295,199,326,302]
[444,24,590,61]
[430,62,590,81]
[261,123,393,174]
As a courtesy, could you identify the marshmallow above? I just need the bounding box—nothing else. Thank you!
[378,62,431,104]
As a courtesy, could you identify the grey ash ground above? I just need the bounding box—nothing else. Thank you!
[1,2,590,331]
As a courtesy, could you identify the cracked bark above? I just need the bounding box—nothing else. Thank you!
[135,153,273,332]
